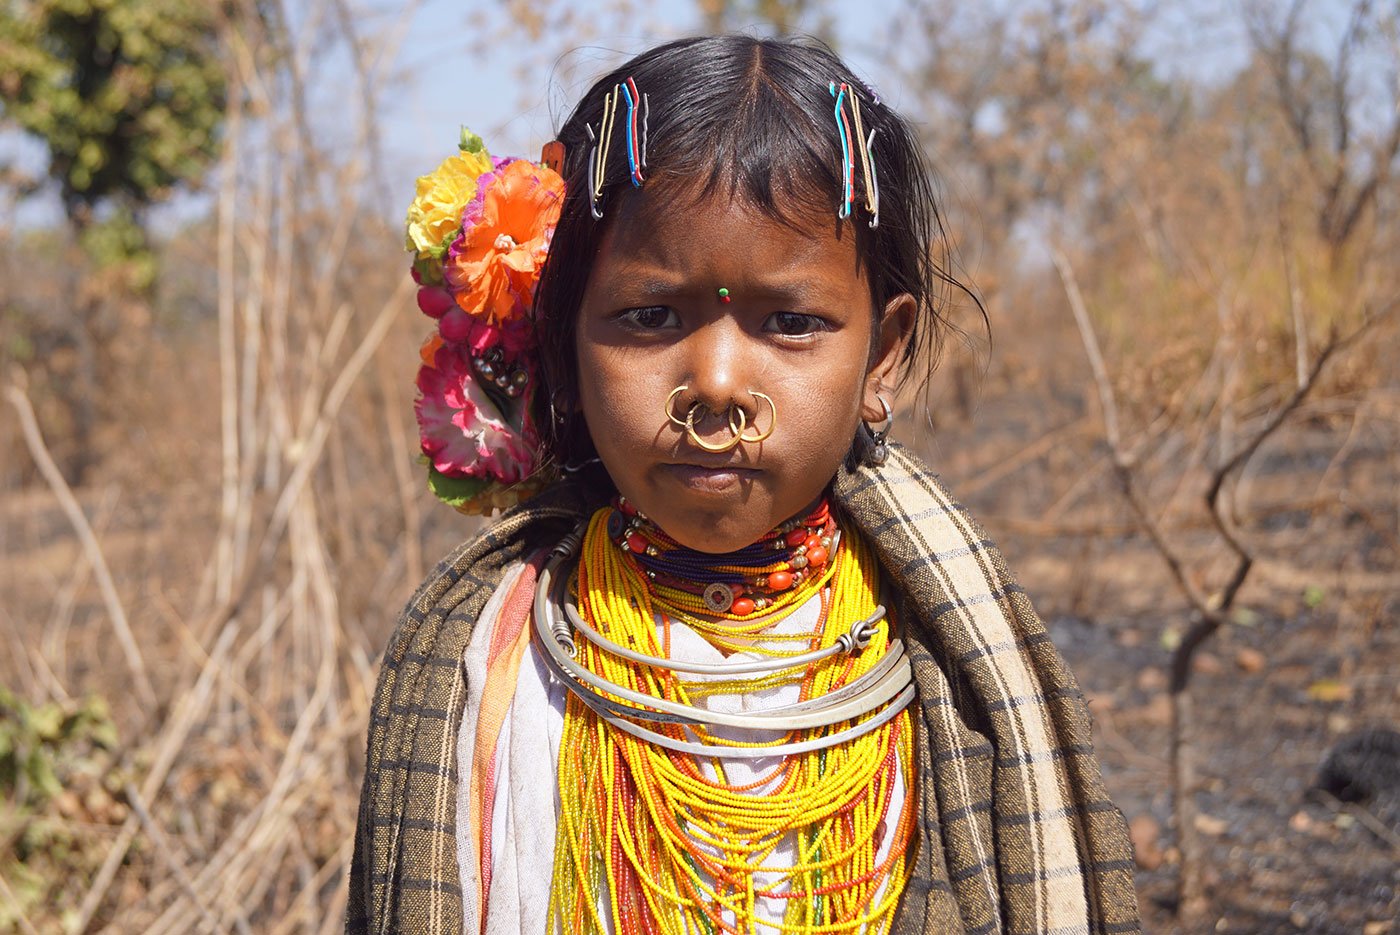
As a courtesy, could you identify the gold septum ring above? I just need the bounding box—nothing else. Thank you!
[665,386,777,452]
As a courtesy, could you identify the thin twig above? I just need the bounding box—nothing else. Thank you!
[3,384,156,708]
[74,622,240,933]
[121,783,221,930]
[0,867,42,935]
[1051,246,1123,452]
[199,275,412,637]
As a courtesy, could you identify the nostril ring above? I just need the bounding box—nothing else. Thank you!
[685,404,746,452]
[665,385,691,428]
[731,391,776,444]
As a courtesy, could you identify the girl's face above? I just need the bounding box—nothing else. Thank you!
[574,188,912,553]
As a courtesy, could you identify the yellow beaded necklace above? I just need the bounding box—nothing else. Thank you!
[547,506,915,934]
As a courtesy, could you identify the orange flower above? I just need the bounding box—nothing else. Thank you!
[419,332,444,366]
[444,160,565,325]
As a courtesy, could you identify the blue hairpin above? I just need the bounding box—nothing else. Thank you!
[622,76,648,187]
[829,82,855,220]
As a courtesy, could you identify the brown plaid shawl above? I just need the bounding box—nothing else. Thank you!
[348,444,1140,933]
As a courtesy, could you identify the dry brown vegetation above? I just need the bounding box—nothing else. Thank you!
[1,1,1397,932]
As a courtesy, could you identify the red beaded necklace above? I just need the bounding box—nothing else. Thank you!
[605,497,836,617]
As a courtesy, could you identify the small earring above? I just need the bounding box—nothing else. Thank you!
[549,388,571,427]
[863,393,893,466]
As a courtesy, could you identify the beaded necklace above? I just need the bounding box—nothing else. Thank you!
[547,506,915,935]
[608,498,839,656]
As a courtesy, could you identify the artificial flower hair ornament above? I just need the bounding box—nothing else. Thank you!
[405,128,565,514]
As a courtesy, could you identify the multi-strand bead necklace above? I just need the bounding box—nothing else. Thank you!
[546,503,915,935]
[606,497,838,655]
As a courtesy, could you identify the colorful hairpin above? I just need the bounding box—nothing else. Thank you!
[621,76,648,187]
[848,89,879,228]
[828,80,880,228]
[586,77,648,218]
[587,86,619,219]
[829,82,856,220]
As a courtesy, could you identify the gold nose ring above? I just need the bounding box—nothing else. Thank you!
[665,385,691,428]
[729,391,776,444]
[685,404,746,452]
[665,384,775,451]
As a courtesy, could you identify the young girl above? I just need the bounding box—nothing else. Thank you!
[350,35,1140,935]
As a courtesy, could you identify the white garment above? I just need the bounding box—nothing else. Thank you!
[457,570,906,934]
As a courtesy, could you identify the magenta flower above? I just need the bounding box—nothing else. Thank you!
[415,342,536,483]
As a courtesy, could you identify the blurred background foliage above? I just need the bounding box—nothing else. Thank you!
[1,0,227,485]
[0,0,1396,931]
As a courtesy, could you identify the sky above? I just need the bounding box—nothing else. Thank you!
[0,0,1274,232]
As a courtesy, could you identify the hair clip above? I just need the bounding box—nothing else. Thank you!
[848,91,879,228]
[621,76,648,187]
[828,81,880,228]
[586,86,621,219]
[829,82,855,221]
[540,139,565,175]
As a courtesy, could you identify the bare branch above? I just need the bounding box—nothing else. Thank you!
[3,384,156,709]
[1051,246,1123,452]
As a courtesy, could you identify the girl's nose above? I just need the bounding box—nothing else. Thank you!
[684,319,748,413]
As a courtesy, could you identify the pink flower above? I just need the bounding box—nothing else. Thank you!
[437,313,534,359]
[415,342,536,483]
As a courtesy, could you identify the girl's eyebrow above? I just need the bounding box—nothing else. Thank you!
[605,265,831,302]
[610,272,687,296]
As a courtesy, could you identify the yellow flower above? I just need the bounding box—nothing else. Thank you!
[404,148,494,259]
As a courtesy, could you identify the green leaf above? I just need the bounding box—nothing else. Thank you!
[427,466,491,510]
[24,750,61,801]
[1230,607,1259,628]
[27,703,63,740]
[458,126,489,158]
[1302,585,1325,610]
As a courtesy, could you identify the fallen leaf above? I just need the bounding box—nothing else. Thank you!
[1136,666,1167,693]
[1193,813,1229,836]
[1235,648,1266,673]
[1231,607,1259,628]
[1129,814,1163,870]
[1307,679,1353,703]
[1191,652,1223,676]
[1141,694,1173,727]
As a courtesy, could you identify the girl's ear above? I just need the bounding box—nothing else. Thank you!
[861,293,915,421]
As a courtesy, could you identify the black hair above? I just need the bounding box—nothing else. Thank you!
[530,34,979,467]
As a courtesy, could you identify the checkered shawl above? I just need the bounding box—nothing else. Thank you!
[348,444,1140,933]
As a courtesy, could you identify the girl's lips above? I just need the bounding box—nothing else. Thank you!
[662,463,759,493]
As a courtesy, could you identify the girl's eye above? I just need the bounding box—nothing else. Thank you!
[619,306,679,329]
[764,312,827,337]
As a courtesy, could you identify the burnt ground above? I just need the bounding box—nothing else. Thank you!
[917,368,1400,934]
[1052,609,1399,933]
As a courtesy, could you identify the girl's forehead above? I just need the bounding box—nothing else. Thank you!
[601,186,860,275]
